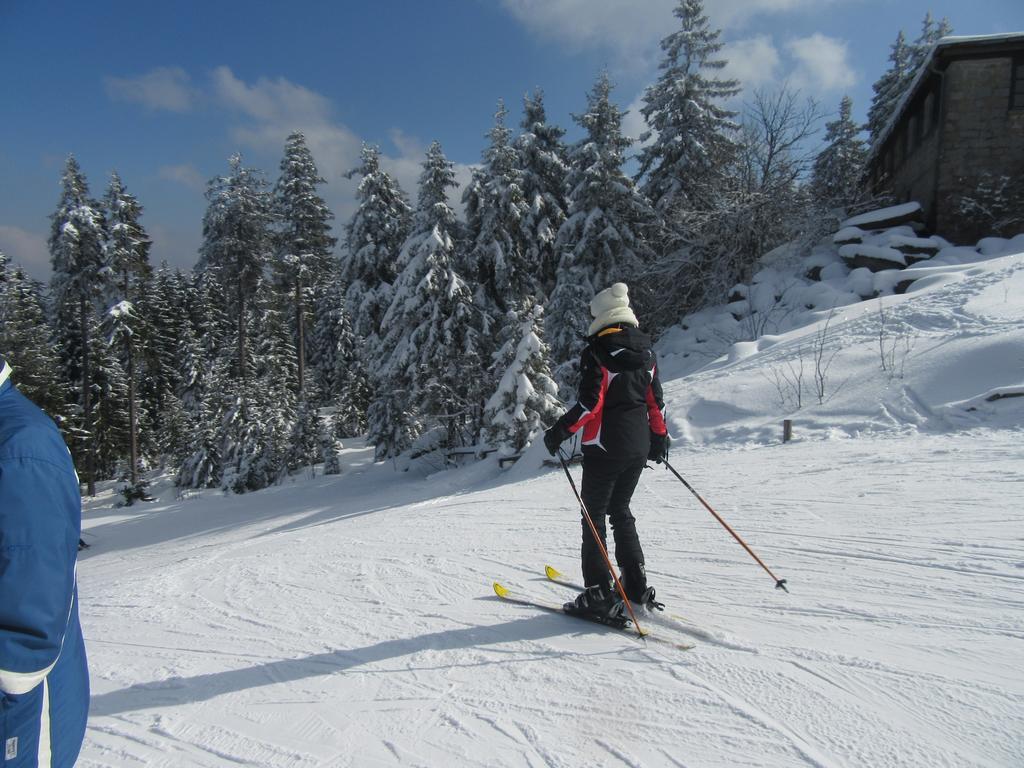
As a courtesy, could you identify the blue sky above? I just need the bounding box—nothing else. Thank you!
[1,0,1019,280]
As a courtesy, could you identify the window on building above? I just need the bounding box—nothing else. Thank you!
[931,82,942,126]
[1012,55,1024,110]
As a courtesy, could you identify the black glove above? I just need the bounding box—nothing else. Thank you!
[648,431,670,464]
[543,422,570,456]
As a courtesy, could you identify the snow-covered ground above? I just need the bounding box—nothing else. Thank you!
[79,238,1024,767]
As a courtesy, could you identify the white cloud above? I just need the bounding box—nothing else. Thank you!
[0,225,50,281]
[209,67,474,221]
[621,92,652,146]
[723,35,783,92]
[211,66,334,126]
[499,0,674,65]
[382,129,431,203]
[499,0,848,63]
[712,0,836,29]
[159,163,205,191]
[146,223,202,273]
[104,67,196,112]
[382,129,477,216]
[785,33,856,93]
[210,66,366,219]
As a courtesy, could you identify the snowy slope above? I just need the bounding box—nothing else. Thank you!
[79,241,1024,767]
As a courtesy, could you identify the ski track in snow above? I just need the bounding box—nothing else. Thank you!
[78,431,1024,768]
[77,251,1024,767]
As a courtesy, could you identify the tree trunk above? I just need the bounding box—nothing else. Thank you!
[238,282,247,384]
[295,274,305,393]
[125,272,139,488]
[126,344,138,485]
[80,296,96,496]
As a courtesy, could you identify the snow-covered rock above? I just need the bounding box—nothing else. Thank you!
[841,201,923,230]
[839,243,908,271]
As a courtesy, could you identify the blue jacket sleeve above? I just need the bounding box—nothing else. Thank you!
[0,424,81,696]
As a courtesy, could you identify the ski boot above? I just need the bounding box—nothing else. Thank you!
[564,582,627,627]
[633,586,664,612]
[623,563,665,612]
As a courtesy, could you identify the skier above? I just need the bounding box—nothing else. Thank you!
[543,283,670,621]
[0,356,90,767]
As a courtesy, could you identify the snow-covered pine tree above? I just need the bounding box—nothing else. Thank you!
[48,154,110,494]
[636,0,740,214]
[177,356,229,489]
[82,310,130,483]
[189,267,234,363]
[908,13,953,87]
[218,380,270,494]
[192,154,282,499]
[320,414,342,475]
[866,31,912,145]
[514,89,570,299]
[156,385,192,472]
[286,398,321,474]
[482,304,561,456]
[220,376,292,493]
[550,73,655,389]
[103,171,152,496]
[136,264,185,457]
[104,172,152,295]
[334,352,373,438]
[811,96,869,213]
[171,269,234,488]
[545,266,596,397]
[197,153,274,384]
[342,144,412,348]
[228,279,299,488]
[0,253,66,418]
[312,278,372,434]
[558,73,656,290]
[461,100,531,315]
[373,141,484,456]
[311,277,344,401]
[365,390,422,463]
[272,132,337,394]
[103,300,149,502]
[176,310,206,415]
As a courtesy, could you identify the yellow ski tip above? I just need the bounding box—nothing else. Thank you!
[493,582,510,598]
[544,565,563,580]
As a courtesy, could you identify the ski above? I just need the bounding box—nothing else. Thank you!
[492,582,695,651]
[544,564,670,612]
[544,565,703,638]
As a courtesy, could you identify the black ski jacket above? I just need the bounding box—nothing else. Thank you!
[555,325,667,462]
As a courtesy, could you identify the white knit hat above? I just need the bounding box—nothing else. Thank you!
[588,282,639,336]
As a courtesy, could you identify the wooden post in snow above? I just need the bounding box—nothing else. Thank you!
[783,419,793,443]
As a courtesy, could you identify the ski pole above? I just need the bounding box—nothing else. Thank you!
[662,459,789,592]
[557,449,646,637]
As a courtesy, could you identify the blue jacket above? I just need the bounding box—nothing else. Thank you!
[0,360,89,767]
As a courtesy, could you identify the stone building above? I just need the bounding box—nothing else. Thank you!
[865,33,1024,244]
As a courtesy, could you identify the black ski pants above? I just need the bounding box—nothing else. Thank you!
[579,456,646,587]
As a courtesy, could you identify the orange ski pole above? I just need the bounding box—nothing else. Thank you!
[663,459,789,592]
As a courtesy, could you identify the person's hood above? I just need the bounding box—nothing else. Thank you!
[589,325,653,373]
